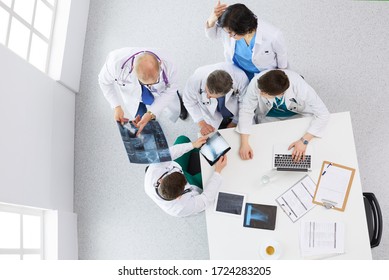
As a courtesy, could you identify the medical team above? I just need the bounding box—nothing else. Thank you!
[98,1,330,217]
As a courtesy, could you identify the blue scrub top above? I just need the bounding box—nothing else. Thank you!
[232,33,260,80]
[266,96,297,118]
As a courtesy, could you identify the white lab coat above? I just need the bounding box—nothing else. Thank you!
[144,143,223,217]
[205,19,288,71]
[98,47,180,121]
[237,69,330,137]
[183,63,249,130]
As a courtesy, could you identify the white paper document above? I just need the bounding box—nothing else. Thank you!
[313,162,355,211]
[300,221,345,257]
[276,175,316,222]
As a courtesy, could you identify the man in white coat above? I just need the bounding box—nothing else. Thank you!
[144,136,228,217]
[98,48,187,134]
[183,62,249,136]
[237,69,330,161]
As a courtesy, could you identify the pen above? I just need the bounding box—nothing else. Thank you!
[322,162,332,175]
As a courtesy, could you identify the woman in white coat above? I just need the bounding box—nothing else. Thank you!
[183,62,249,136]
[144,135,228,217]
[205,2,288,80]
[237,69,330,161]
[98,47,186,134]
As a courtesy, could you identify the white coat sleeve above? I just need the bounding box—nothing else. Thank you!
[297,78,330,137]
[273,30,288,69]
[168,143,193,160]
[236,79,259,135]
[98,62,122,109]
[181,172,223,217]
[183,75,205,123]
[232,72,250,124]
[205,22,222,40]
[148,59,179,117]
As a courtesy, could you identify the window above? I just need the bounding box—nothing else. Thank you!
[0,0,57,72]
[0,204,44,260]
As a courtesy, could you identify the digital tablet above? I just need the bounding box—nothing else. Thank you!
[214,192,246,216]
[243,203,277,230]
[200,131,231,166]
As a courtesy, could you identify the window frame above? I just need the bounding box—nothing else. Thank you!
[0,203,44,260]
[0,0,58,73]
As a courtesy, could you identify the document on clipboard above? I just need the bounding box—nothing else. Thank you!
[312,161,356,211]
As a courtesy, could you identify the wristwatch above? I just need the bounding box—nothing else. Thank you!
[300,137,309,145]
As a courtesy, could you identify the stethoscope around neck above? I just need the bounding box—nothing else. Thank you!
[154,166,191,201]
[115,50,169,87]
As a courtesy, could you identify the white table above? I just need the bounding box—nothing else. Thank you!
[201,112,372,260]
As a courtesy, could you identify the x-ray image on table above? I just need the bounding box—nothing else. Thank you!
[243,203,277,230]
[117,120,171,164]
[200,131,231,166]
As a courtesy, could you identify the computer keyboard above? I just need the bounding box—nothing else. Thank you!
[274,154,311,171]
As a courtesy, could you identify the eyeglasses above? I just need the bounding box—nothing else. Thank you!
[138,68,162,87]
[222,28,237,38]
[138,76,160,87]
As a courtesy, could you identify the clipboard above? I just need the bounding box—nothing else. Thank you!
[312,161,355,211]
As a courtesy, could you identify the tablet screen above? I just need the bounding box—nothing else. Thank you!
[200,131,231,166]
[215,192,246,216]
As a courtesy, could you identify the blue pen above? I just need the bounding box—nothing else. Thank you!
[322,163,332,175]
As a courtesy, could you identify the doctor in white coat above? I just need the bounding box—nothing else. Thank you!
[98,47,186,134]
[205,2,287,80]
[183,62,249,136]
[144,136,228,217]
[237,69,330,161]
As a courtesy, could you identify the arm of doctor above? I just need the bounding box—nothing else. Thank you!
[168,136,208,160]
[190,155,228,215]
[206,0,228,28]
[288,132,314,162]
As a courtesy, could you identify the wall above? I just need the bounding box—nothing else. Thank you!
[0,0,90,260]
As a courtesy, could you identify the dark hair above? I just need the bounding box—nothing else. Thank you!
[257,70,290,96]
[206,70,233,95]
[218,4,257,35]
[159,172,187,200]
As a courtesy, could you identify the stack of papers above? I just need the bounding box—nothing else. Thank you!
[300,221,345,258]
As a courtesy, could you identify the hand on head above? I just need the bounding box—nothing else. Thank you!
[214,0,228,18]
[207,0,228,27]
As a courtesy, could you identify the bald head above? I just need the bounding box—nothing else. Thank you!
[134,53,160,85]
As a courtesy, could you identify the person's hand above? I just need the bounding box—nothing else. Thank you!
[288,140,307,162]
[207,0,228,28]
[114,106,129,125]
[134,113,153,136]
[226,122,237,128]
[239,142,254,160]
[192,136,208,149]
[198,120,215,136]
[214,155,228,173]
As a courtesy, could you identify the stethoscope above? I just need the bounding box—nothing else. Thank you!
[115,50,169,87]
[264,96,299,111]
[154,166,192,201]
[199,82,240,106]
